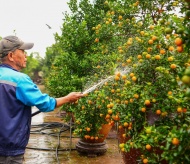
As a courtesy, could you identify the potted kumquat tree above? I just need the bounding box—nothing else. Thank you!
[46,0,190,163]
[68,0,190,163]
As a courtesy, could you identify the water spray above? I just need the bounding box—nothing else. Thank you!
[82,67,131,94]
[82,76,113,94]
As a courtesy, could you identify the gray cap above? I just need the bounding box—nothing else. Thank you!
[0,35,34,58]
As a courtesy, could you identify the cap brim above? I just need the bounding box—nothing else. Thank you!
[19,42,34,50]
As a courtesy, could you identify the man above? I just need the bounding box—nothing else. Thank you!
[0,35,83,164]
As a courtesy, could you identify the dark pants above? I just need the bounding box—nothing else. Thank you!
[0,154,24,164]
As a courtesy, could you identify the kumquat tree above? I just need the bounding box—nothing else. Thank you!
[45,0,190,163]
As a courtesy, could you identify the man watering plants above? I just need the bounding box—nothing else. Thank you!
[0,35,83,164]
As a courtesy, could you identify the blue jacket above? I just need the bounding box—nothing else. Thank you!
[0,64,56,156]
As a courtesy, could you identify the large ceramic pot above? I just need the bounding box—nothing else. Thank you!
[76,124,113,157]
[118,127,141,164]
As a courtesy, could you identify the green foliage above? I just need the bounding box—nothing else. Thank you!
[45,0,118,96]
[22,52,44,83]
[42,46,59,78]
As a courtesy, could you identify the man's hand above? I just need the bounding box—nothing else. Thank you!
[66,92,84,103]
[55,92,84,107]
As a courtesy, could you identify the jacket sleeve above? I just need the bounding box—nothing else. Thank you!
[16,74,56,112]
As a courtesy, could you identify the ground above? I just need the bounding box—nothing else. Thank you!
[24,107,124,164]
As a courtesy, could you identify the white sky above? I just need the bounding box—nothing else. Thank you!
[0,0,70,57]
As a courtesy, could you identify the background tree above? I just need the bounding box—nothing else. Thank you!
[22,52,44,84]
[45,0,117,97]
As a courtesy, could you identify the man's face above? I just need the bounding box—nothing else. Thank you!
[12,49,27,71]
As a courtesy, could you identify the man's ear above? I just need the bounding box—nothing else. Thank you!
[7,52,14,61]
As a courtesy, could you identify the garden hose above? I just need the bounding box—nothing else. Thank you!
[31,110,41,117]
[27,121,76,164]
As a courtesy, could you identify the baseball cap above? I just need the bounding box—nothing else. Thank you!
[0,35,34,58]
